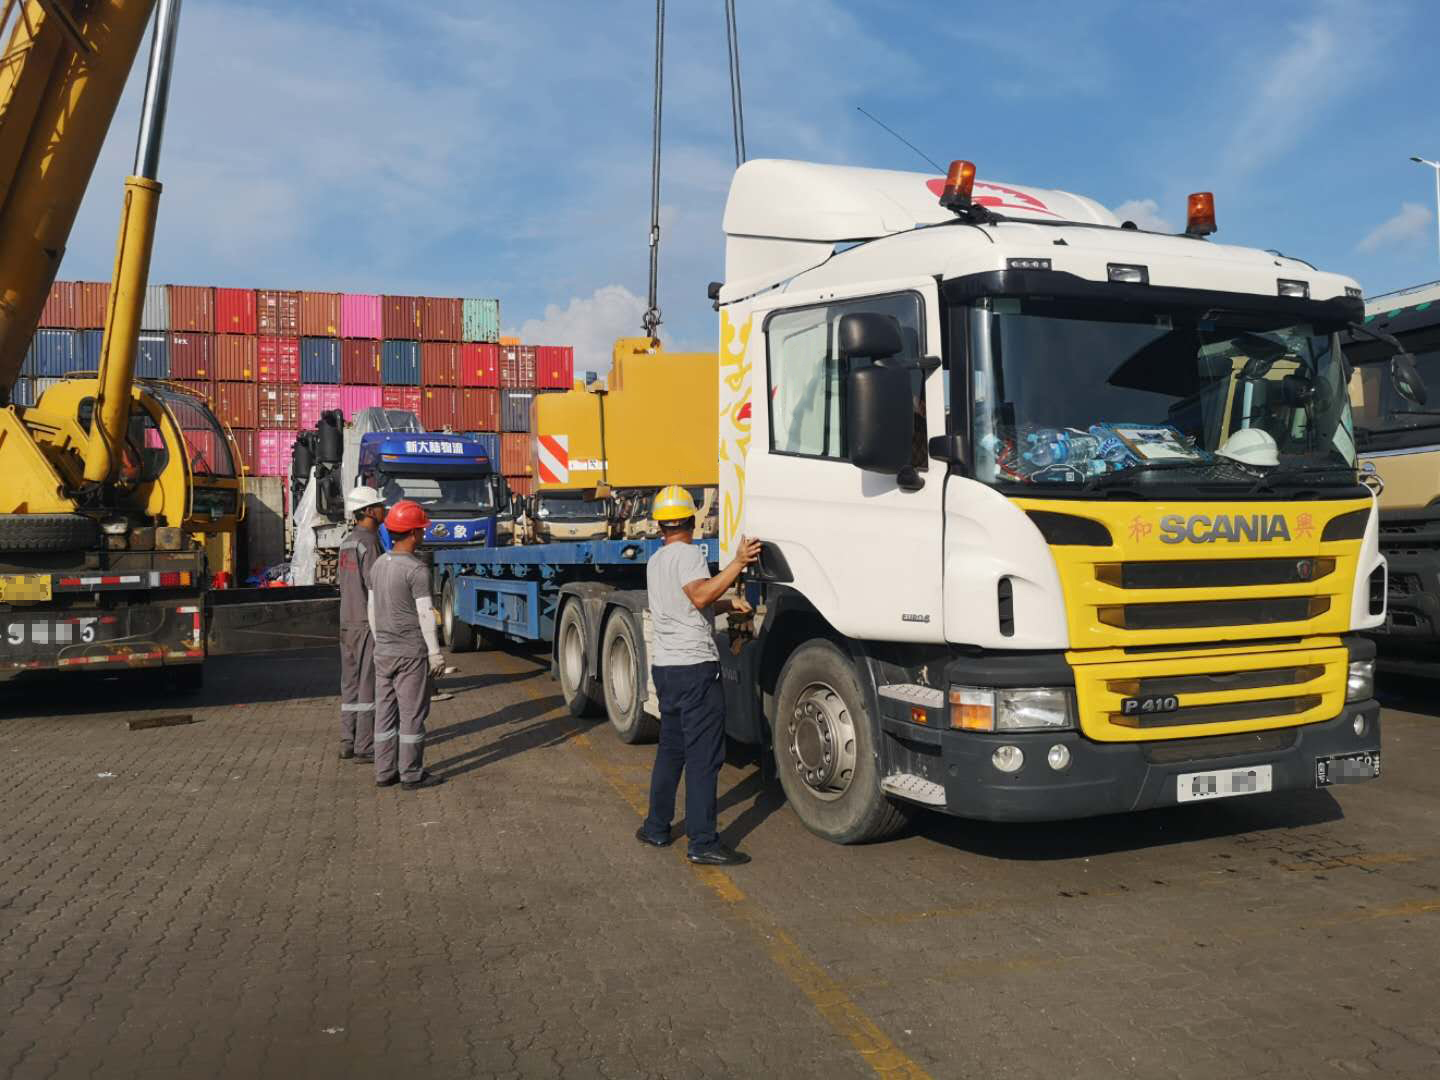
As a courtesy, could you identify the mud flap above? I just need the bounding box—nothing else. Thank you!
[206,586,340,655]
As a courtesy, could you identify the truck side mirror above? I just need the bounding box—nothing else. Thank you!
[837,313,904,361]
[848,365,914,474]
[1391,352,1428,406]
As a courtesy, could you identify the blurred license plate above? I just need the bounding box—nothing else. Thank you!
[1316,752,1380,786]
[1177,764,1272,803]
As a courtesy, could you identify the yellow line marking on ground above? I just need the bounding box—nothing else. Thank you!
[507,664,932,1078]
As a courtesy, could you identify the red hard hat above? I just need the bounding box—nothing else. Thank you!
[384,499,430,534]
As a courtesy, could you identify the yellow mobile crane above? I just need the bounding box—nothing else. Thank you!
[0,0,334,687]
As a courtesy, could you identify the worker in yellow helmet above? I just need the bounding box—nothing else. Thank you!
[636,485,761,865]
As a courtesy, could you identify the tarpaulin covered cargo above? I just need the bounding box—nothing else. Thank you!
[420,342,458,386]
[257,290,300,335]
[459,343,499,387]
[256,335,298,382]
[216,334,259,381]
[215,288,257,334]
[168,285,214,332]
[215,382,258,430]
[136,332,169,378]
[420,386,457,430]
[421,297,462,342]
[500,433,532,477]
[341,294,382,339]
[381,340,420,385]
[462,298,500,343]
[258,384,301,429]
[77,329,103,372]
[341,338,381,383]
[39,282,76,328]
[457,387,499,432]
[499,344,535,388]
[340,385,383,416]
[169,332,214,379]
[381,386,421,412]
[382,295,422,340]
[300,337,340,383]
[300,385,342,429]
[536,345,575,389]
[299,291,341,337]
[256,430,297,476]
[141,284,169,331]
[500,389,534,432]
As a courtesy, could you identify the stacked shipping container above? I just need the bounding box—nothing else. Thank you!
[25,282,571,487]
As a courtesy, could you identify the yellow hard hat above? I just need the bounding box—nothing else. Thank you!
[651,484,697,523]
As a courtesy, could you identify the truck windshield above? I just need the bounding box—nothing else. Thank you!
[1347,332,1440,452]
[961,297,1358,491]
[538,495,607,521]
[378,472,494,513]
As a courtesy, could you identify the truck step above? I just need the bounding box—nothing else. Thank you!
[880,773,946,807]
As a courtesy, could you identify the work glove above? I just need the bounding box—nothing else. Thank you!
[429,652,447,678]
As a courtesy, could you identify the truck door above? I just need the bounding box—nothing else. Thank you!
[744,287,946,642]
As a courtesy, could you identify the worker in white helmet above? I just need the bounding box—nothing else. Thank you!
[338,485,386,762]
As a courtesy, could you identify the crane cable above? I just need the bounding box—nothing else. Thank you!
[724,0,746,168]
[642,0,665,340]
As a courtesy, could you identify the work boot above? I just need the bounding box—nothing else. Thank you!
[339,747,354,760]
[635,825,673,848]
[375,774,400,788]
[400,771,445,791]
[351,753,374,764]
[686,844,750,866]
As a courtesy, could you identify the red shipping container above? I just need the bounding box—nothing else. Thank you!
[214,382,258,430]
[506,475,536,497]
[298,291,341,337]
[230,429,256,472]
[501,433,533,477]
[381,295,422,340]
[173,379,214,406]
[535,345,575,389]
[215,287,257,334]
[459,343,499,387]
[420,342,458,387]
[499,344,536,388]
[256,335,300,383]
[257,289,300,335]
[456,388,499,431]
[169,332,214,379]
[75,281,110,329]
[421,297,462,342]
[257,385,301,429]
[341,339,381,384]
[256,430,298,476]
[168,285,214,332]
[213,334,257,381]
[420,387,457,430]
[381,386,421,412]
[38,281,77,328]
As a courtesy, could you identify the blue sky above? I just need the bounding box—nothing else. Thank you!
[62,0,1440,372]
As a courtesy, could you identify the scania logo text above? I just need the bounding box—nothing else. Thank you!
[1158,513,1291,544]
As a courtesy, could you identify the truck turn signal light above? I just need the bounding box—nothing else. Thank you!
[1186,192,1217,237]
[940,160,977,210]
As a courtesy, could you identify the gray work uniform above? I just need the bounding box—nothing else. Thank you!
[369,551,432,783]
[337,525,382,754]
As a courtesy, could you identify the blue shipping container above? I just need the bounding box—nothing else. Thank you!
[12,377,35,406]
[78,329,103,371]
[27,329,78,376]
[381,340,420,385]
[472,433,500,469]
[300,337,341,383]
[136,332,169,378]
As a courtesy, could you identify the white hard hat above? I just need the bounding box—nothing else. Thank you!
[1217,428,1279,467]
[346,485,385,514]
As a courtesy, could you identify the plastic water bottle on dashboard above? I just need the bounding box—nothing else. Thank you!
[1022,430,1101,467]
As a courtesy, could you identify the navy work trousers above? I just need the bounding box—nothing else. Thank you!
[641,661,726,854]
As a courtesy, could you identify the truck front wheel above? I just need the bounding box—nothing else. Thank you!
[442,578,477,653]
[601,610,658,744]
[772,640,912,844]
[556,600,603,718]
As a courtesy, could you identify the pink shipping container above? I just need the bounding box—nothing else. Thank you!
[258,385,301,429]
[215,288,257,334]
[499,344,536,388]
[459,343,500,387]
[381,386,421,412]
[299,291,341,337]
[215,382,258,430]
[341,339,381,383]
[421,297,463,342]
[213,334,257,381]
[256,430,298,476]
[420,387,457,430]
[256,335,300,382]
[257,289,300,335]
[501,433,533,477]
[420,342,458,386]
[457,388,499,431]
[340,385,383,416]
[341,293,383,339]
[536,345,575,390]
[300,385,343,429]
[382,295,422,340]
[168,285,214,332]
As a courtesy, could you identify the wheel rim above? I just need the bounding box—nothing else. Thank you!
[606,628,635,718]
[559,614,584,693]
[785,681,857,801]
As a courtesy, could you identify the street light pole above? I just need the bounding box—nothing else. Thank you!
[1412,155,1440,263]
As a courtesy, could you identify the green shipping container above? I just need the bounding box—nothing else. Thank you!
[462,298,500,343]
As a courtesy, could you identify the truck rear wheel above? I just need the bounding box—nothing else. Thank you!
[0,513,98,553]
[556,600,603,718]
[442,578,477,653]
[601,610,658,744]
[772,640,912,844]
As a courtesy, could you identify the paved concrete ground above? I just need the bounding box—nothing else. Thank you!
[1,648,1438,1080]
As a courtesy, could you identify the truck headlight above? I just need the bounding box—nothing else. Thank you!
[949,686,1076,732]
[1345,660,1375,703]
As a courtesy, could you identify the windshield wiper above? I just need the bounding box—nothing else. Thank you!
[1245,465,1355,495]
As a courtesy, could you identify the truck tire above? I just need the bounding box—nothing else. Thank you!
[0,513,98,553]
[442,578,477,653]
[556,600,603,718]
[601,610,658,744]
[772,640,913,844]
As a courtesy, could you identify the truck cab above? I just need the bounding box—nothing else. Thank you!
[532,490,612,543]
[358,433,503,550]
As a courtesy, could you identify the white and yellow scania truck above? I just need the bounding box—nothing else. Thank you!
[707,158,1397,842]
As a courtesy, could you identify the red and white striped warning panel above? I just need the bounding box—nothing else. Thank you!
[537,434,569,485]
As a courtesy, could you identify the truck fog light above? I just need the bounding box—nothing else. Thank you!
[992,745,1024,773]
[1345,660,1374,703]
[1047,744,1071,771]
[1353,714,1367,737]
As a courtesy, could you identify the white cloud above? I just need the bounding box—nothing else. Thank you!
[515,286,647,376]
[1112,199,1175,233]
[1358,202,1435,254]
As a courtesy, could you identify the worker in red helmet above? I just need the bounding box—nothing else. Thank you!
[366,499,446,791]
